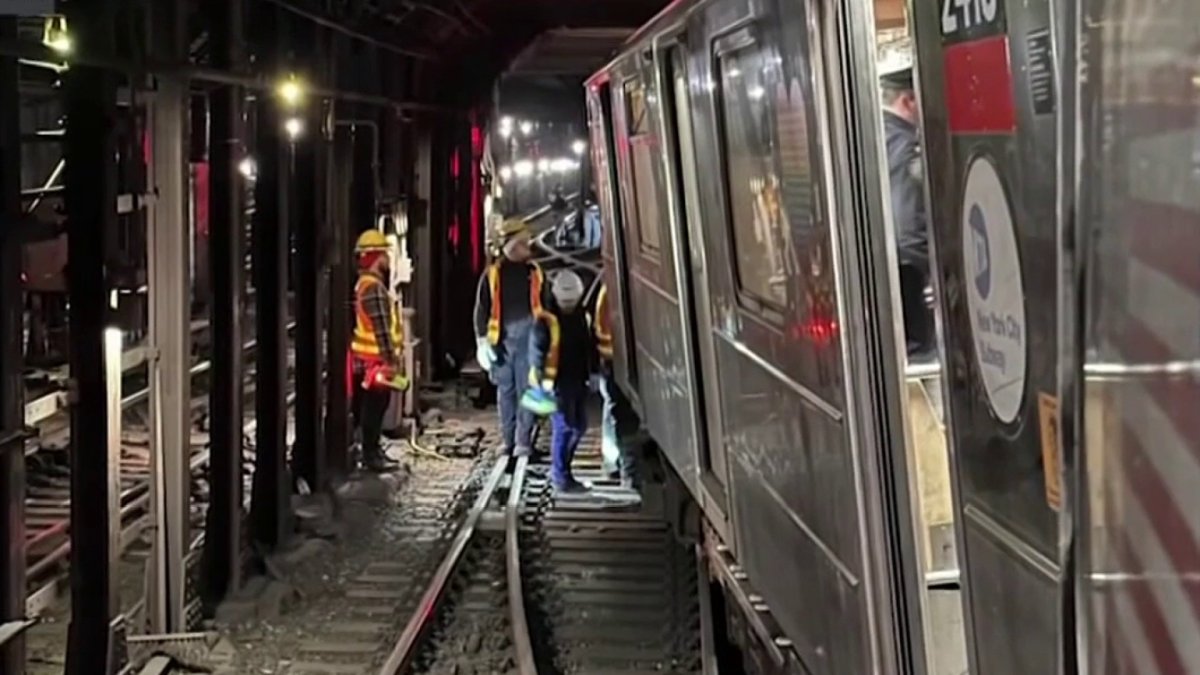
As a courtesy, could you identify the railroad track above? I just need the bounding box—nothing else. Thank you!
[23,327,295,619]
[389,430,700,675]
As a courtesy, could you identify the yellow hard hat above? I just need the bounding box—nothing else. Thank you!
[355,229,389,253]
[497,218,529,241]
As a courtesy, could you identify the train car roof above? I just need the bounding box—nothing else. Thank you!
[585,0,695,87]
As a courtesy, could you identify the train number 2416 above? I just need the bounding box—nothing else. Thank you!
[941,0,999,35]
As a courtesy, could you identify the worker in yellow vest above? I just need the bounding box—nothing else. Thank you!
[473,219,547,456]
[350,230,406,472]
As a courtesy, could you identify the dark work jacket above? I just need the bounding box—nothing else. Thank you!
[473,259,539,341]
[884,110,930,271]
[530,303,594,391]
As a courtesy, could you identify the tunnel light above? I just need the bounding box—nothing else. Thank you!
[550,158,577,174]
[284,116,304,140]
[277,74,306,108]
[536,158,551,174]
[520,120,534,136]
[499,125,512,139]
[499,165,513,182]
[571,140,587,156]
[748,86,766,101]
[238,157,257,180]
[42,16,71,55]
[513,160,534,177]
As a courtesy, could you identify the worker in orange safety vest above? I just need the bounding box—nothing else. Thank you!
[350,229,406,472]
[473,218,548,456]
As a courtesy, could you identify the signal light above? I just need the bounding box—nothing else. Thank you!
[42,16,71,55]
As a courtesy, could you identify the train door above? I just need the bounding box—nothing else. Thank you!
[655,36,732,536]
[908,0,1063,671]
[586,79,640,404]
[1073,0,1200,672]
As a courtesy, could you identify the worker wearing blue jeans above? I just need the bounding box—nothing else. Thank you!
[474,220,548,456]
[528,270,593,494]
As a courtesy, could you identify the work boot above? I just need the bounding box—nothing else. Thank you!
[513,445,533,458]
[363,448,400,473]
[553,478,592,496]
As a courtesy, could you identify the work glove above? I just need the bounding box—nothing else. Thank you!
[475,337,496,372]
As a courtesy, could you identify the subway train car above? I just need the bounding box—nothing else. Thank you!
[586,0,1200,673]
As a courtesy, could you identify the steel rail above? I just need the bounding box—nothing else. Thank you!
[505,456,538,675]
[377,456,510,675]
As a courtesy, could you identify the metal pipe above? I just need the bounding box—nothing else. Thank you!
[0,40,452,114]
[259,0,435,61]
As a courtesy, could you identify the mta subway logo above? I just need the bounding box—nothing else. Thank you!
[969,203,991,300]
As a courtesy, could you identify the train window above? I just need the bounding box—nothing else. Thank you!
[715,38,790,312]
[623,78,663,256]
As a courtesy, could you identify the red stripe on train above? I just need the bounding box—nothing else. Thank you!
[1113,533,1189,674]
[1114,322,1200,453]
[943,35,1017,135]
[1126,200,1200,293]
[1118,426,1200,613]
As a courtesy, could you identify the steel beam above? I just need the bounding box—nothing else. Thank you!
[201,0,246,608]
[146,0,192,633]
[0,17,26,675]
[250,79,293,550]
[291,18,326,493]
[325,123,353,476]
[63,0,122,670]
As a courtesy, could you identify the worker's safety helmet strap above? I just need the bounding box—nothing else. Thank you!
[551,270,585,309]
[355,229,390,254]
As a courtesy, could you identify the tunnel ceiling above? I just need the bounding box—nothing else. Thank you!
[250,0,671,108]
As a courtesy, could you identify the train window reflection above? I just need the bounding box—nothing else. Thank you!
[717,44,788,309]
[623,79,663,255]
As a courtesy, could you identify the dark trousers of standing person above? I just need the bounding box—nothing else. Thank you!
[352,366,392,465]
[550,383,588,489]
[491,318,535,454]
[899,263,935,358]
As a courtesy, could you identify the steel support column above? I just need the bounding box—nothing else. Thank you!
[291,24,326,492]
[250,90,293,550]
[64,0,121,670]
[147,0,191,632]
[0,17,27,675]
[201,0,246,608]
[325,123,352,476]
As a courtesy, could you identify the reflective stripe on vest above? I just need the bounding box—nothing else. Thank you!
[529,312,561,388]
[594,284,613,360]
[351,275,402,358]
[485,261,546,345]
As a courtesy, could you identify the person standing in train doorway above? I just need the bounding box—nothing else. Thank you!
[526,270,594,495]
[880,62,936,359]
[474,219,548,457]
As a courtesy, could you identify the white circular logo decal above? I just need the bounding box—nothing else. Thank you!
[961,155,1026,424]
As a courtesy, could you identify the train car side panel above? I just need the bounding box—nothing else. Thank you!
[607,52,701,487]
[681,0,869,672]
[586,78,642,410]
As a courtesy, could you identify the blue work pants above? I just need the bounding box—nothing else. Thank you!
[493,318,535,453]
[550,384,588,488]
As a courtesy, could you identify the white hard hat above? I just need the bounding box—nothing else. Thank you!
[551,270,585,309]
